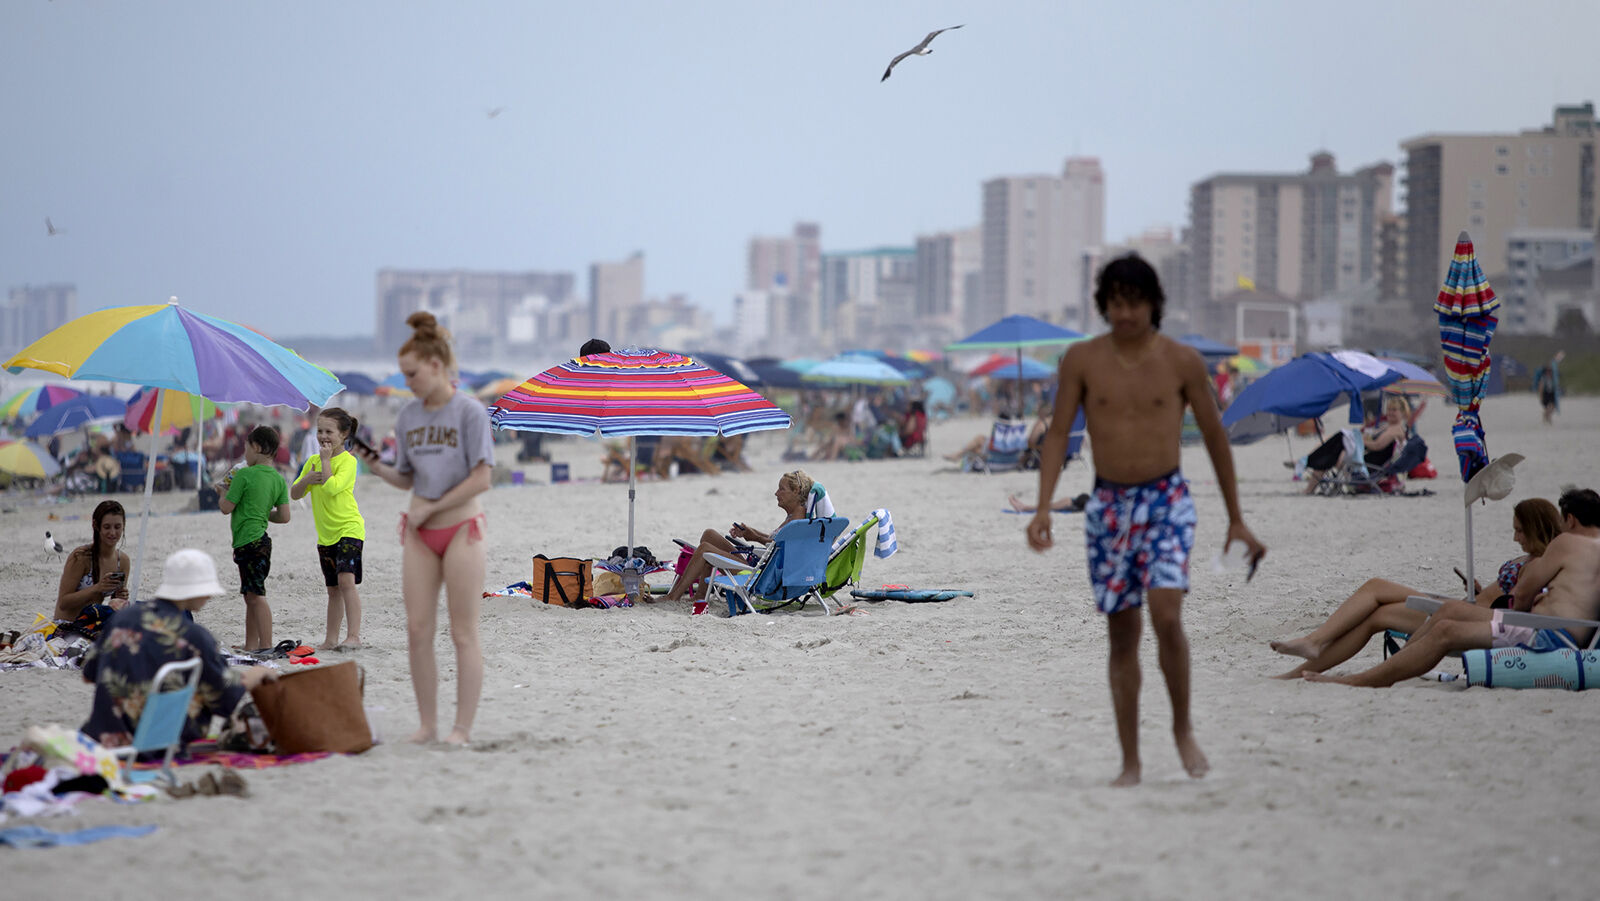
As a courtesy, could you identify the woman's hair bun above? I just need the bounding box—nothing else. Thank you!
[406,311,438,334]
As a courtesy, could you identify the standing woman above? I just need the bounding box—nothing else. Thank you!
[353,313,495,745]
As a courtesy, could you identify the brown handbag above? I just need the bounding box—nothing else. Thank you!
[249,660,373,754]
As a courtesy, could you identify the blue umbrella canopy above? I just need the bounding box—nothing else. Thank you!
[333,371,380,396]
[979,357,1056,381]
[745,359,807,390]
[801,355,912,386]
[1179,334,1239,358]
[24,394,129,438]
[1221,352,1400,444]
[946,314,1087,350]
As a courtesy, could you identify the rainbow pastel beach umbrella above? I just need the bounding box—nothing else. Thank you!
[1435,232,1506,594]
[0,384,85,422]
[125,386,221,435]
[488,347,792,558]
[4,300,344,599]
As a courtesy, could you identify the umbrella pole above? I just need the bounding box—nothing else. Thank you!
[627,437,636,558]
[129,391,164,601]
[1463,504,1475,602]
[1015,347,1023,417]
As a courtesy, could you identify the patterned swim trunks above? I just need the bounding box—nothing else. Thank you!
[233,534,272,597]
[317,537,364,587]
[1083,469,1197,615]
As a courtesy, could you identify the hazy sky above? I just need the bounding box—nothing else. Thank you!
[3,0,1594,339]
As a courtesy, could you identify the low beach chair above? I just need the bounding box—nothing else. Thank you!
[107,656,201,787]
[967,420,1029,473]
[1404,596,1600,651]
[704,516,849,616]
[1309,433,1429,497]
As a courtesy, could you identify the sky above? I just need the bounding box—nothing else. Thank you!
[2,0,1595,340]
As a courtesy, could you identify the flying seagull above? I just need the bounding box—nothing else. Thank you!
[881,24,963,82]
[45,217,62,236]
[486,107,506,119]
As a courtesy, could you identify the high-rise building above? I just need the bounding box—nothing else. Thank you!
[979,157,1105,331]
[747,222,822,344]
[589,252,645,344]
[914,226,981,338]
[374,269,575,362]
[1,283,76,353]
[1188,153,1394,304]
[1401,102,1598,310]
[819,247,916,348]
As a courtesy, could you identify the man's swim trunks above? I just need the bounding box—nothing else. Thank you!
[1084,469,1197,614]
[1490,609,1577,652]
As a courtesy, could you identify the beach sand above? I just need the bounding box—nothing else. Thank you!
[5,392,1598,899]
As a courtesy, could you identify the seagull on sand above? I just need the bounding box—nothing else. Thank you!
[45,531,63,557]
[881,24,963,82]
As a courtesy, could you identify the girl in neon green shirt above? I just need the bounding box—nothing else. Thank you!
[291,407,367,650]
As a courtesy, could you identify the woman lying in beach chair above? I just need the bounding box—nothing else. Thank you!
[663,470,821,601]
[1266,499,1561,678]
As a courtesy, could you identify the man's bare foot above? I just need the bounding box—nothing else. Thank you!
[1110,765,1141,788]
[1302,671,1348,684]
[339,639,362,651]
[1268,637,1324,660]
[444,727,470,746]
[1007,493,1031,513]
[1270,666,1308,680]
[408,727,437,744]
[1175,732,1209,779]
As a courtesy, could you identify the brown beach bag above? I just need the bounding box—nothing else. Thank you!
[250,660,373,754]
[531,555,592,607]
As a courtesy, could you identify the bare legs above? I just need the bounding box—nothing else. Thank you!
[242,594,272,651]
[402,526,485,745]
[1105,589,1208,787]
[1270,579,1423,662]
[321,572,363,649]
[1304,601,1494,687]
[664,529,740,601]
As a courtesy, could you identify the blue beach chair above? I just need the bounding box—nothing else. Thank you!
[107,656,201,787]
[704,517,850,616]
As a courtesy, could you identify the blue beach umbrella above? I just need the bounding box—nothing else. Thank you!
[948,315,1086,415]
[801,355,912,387]
[24,394,129,438]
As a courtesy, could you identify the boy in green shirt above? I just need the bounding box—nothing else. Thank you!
[219,425,291,651]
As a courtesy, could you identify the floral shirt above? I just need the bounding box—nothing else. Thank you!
[80,599,245,749]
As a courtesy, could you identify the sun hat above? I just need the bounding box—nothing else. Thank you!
[1464,453,1525,506]
[154,548,226,600]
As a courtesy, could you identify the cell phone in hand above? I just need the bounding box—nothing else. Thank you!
[1453,566,1470,589]
[350,436,378,460]
[109,571,125,583]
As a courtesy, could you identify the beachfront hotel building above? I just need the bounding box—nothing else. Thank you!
[818,247,917,350]
[978,157,1106,332]
[1400,103,1598,326]
[1187,153,1395,305]
[374,269,577,363]
[0,283,76,355]
[589,252,645,346]
[1499,228,1596,334]
[746,222,823,349]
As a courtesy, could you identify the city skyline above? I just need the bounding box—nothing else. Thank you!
[3,1,1594,338]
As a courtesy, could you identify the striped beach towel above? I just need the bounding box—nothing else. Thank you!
[871,507,897,558]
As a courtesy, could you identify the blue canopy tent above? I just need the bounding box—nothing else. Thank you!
[1221,352,1402,451]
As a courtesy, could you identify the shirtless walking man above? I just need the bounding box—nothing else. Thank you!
[1026,255,1266,787]
[1306,487,1600,687]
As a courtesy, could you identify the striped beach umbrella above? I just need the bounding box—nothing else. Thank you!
[125,386,221,435]
[488,347,791,558]
[0,441,63,479]
[1434,231,1500,482]
[0,384,85,421]
[3,300,344,601]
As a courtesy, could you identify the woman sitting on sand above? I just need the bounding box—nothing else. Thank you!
[1267,498,1562,678]
[663,470,816,602]
[54,500,132,637]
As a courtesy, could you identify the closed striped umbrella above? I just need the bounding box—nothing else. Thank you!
[487,348,791,437]
[487,348,791,560]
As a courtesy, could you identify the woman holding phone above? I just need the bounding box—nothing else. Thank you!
[663,470,818,603]
[55,500,132,636]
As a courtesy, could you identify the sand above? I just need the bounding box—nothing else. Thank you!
[4,393,1598,899]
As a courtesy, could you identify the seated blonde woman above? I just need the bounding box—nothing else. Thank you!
[663,470,816,602]
[1299,394,1414,493]
[1267,498,1562,678]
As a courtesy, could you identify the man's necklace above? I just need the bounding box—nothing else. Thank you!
[1113,339,1156,370]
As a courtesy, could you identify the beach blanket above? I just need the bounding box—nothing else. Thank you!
[0,824,158,847]
[131,740,336,770]
[850,588,974,603]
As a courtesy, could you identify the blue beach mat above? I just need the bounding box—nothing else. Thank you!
[1462,646,1600,690]
[850,588,975,603]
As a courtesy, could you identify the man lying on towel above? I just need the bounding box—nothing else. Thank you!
[1305,487,1600,687]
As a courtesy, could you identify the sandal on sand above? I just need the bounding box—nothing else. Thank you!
[217,768,249,798]
[196,772,220,796]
